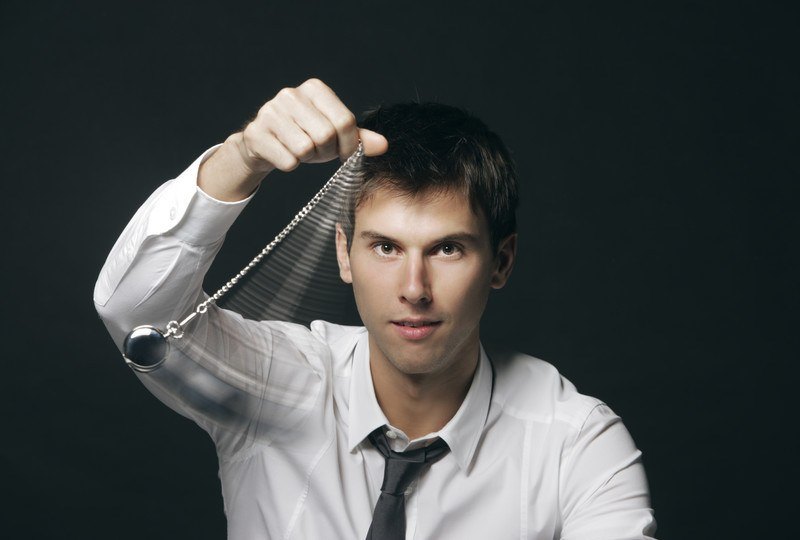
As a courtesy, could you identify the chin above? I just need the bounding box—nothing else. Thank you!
[387,352,450,376]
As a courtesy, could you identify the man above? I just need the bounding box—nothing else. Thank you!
[95,78,656,539]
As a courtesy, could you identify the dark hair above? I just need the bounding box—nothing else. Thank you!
[342,102,519,252]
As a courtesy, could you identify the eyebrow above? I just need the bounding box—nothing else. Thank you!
[358,230,481,246]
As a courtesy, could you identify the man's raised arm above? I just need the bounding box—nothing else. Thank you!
[93,79,386,447]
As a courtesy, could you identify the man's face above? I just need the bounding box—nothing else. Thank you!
[336,186,516,378]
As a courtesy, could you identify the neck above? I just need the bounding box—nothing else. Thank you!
[368,339,480,440]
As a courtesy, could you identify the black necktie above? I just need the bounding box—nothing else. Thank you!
[365,427,450,540]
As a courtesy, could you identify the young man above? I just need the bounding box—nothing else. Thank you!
[95,78,656,539]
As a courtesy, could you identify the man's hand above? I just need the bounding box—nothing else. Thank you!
[199,78,388,202]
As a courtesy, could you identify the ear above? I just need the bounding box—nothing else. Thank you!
[490,234,517,289]
[335,223,353,284]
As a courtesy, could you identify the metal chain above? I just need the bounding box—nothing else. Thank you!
[164,143,364,339]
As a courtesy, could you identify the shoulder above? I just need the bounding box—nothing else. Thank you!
[213,316,365,373]
[309,319,366,346]
[309,320,366,367]
[235,317,364,348]
[487,347,610,432]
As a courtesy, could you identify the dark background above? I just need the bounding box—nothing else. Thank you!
[2,1,796,538]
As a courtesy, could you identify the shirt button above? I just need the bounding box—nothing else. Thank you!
[385,430,398,439]
[169,207,177,220]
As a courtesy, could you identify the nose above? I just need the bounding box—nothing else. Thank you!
[399,253,432,305]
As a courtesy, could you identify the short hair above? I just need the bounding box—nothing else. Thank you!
[341,102,519,252]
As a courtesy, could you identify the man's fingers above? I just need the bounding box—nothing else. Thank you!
[301,79,360,160]
[242,123,300,172]
[267,111,318,162]
[240,79,385,172]
[275,87,339,162]
[358,128,389,157]
[258,137,301,172]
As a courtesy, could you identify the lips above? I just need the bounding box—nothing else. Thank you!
[391,319,441,340]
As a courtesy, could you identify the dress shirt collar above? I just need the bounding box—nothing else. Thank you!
[347,332,493,471]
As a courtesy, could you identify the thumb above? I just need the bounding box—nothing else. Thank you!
[358,128,389,157]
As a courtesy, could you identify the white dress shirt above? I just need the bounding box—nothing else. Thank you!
[95,148,657,539]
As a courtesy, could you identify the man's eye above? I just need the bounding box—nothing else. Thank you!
[374,242,395,256]
[438,243,460,256]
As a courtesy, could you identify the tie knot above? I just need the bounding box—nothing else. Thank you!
[368,428,450,496]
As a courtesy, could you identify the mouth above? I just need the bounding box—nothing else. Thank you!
[393,320,440,327]
[390,319,442,340]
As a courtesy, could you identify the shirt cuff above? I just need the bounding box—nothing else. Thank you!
[147,145,257,246]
